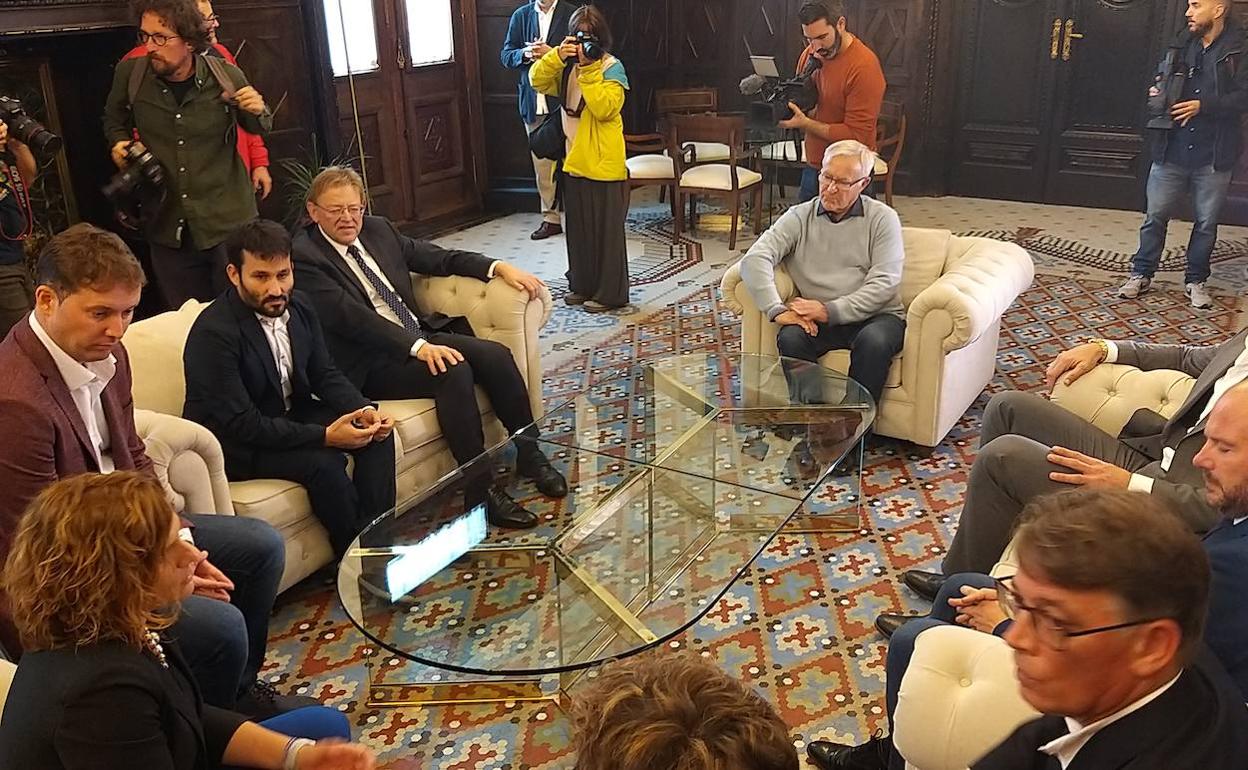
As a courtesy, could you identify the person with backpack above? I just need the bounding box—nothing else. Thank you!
[103,0,272,311]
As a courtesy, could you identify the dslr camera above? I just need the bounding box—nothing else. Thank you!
[102,142,167,228]
[574,30,605,61]
[0,96,62,157]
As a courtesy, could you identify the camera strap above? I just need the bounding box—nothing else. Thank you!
[0,161,33,241]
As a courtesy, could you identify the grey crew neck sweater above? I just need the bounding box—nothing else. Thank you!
[738,196,904,325]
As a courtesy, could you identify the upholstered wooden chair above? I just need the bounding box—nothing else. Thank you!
[624,132,677,217]
[668,113,763,251]
[655,87,730,165]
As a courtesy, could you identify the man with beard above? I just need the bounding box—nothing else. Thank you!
[1119,0,1248,309]
[806,383,1248,769]
[104,0,272,310]
[183,219,396,558]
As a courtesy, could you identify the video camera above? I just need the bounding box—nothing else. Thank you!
[740,55,821,123]
[0,96,62,157]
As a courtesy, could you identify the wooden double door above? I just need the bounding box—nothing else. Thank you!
[328,0,487,224]
[949,0,1177,209]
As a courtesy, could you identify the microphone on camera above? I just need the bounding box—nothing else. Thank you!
[739,74,768,96]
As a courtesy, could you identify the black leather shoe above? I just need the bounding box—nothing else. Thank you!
[234,680,320,721]
[875,612,921,639]
[807,733,892,770]
[530,222,562,240]
[486,486,539,529]
[517,452,569,498]
[902,569,945,602]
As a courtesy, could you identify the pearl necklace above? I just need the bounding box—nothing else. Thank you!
[143,629,169,668]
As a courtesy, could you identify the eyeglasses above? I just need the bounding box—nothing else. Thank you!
[994,576,1163,652]
[137,31,182,47]
[819,173,871,190]
[313,202,366,218]
[204,14,221,24]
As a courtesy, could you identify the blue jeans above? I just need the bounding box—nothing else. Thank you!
[1131,161,1232,284]
[168,514,285,708]
[799,166,820,203]
[219,707,352,770]
[884,572,998,730]
[776,314,905,406]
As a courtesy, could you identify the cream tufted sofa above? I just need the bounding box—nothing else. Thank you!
[720,228,1034,446]
[890,363,1197,769]
[123,278,552,592]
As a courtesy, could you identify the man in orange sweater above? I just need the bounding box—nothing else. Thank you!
[121,0,272,200]
[781,0,886,203]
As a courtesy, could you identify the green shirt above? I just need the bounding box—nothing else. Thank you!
[103,54,272,249]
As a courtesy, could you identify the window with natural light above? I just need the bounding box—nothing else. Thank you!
[322,0,380,76]
[406,0,455,66]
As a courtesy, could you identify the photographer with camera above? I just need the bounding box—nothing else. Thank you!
[782,1,885,203]
[1118,0,1247,310]
[0,118,37,337]
[529,4,630,312]
[103,0,272,311]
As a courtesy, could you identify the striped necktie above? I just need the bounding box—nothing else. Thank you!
[346,244,421,335]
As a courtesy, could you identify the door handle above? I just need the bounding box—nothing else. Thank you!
[1050,18,1062,60]
[1062,19,1084,61]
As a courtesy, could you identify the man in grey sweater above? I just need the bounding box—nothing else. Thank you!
[739,139,905,407]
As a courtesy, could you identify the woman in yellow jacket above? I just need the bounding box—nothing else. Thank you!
[530,5,630,312]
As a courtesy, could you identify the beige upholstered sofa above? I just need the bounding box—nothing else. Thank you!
[123,278,552,592]
[891,363,1197,769]
[720,228,1034,446]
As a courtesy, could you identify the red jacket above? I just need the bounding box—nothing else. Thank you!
[121,42,270,173]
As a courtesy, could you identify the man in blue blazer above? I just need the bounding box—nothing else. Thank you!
[501,0,575,240]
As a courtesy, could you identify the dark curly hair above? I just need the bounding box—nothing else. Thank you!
[131,0,212,53]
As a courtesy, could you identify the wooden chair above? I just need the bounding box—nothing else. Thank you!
[756,100,909,206]
[668,114,764,251]
[624,132,677,217]
[654,87,730,165]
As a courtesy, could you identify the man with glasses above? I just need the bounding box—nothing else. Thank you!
[104,0,272,310]
[809,383,1248,768]
[739,139,904,416]
[780,0,885,203]
[120,0,274,203]
[289,167,567,531]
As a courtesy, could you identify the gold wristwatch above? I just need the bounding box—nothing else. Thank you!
[1089,338,1109,363]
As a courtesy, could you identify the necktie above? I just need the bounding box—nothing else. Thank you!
[346,244,422,336]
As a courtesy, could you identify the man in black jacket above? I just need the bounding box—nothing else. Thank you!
[290,166,566,530]
[183,219,396,557]
[1120,0,1248,309]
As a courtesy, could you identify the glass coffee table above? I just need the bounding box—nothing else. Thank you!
[338,352,874,706]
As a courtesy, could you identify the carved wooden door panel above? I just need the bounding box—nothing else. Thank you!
[949,0,1064,202]
[1042,0,1166,208]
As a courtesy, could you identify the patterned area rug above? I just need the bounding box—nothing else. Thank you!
[264,254,1244,767]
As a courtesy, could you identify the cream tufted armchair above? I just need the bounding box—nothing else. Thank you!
[123,279,552,592]
[891,363,1197,769]
[720,228,1034,446]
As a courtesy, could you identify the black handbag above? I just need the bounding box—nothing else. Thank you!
[528,111,566,161]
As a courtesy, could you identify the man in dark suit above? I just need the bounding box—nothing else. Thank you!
[183,219,396,558]
[500,0,575,239]
[290,166,566,529]
[0,223,303,718]
[899,330,1248,602]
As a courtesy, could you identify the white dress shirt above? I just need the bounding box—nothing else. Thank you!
[1103,337,1248,493]
[319,226,498,358]
[533,0,558,116]
[1037,672,1181,768]
[28,313,117,473]
[256,311,294,411]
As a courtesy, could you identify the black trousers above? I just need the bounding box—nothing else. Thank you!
[0,262,32,339]
[776,314,906,406]
[229,402,396,558]
[563,174,630,307]
[149,235,229,311]
[361,332,537,469]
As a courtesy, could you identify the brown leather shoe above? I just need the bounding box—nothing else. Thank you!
[530,222,562,240]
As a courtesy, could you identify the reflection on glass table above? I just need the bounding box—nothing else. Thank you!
[337,353,875,707]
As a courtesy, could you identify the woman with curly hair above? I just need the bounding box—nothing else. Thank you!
[0,472,375,770]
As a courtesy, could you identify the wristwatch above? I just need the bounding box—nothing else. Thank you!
[282,737,315,770]
[1088,338,1110,363]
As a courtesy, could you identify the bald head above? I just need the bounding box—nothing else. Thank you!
[1193,381,1248,518]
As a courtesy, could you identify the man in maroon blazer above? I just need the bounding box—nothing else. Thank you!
[0,223,309,719]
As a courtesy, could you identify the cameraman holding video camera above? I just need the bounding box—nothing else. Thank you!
[103,0,271,310]
[0,119,36,337]
[782,1,885,203]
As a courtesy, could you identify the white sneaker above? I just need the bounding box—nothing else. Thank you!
[1117,274,1152,298]
[1186,281,1214,309]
